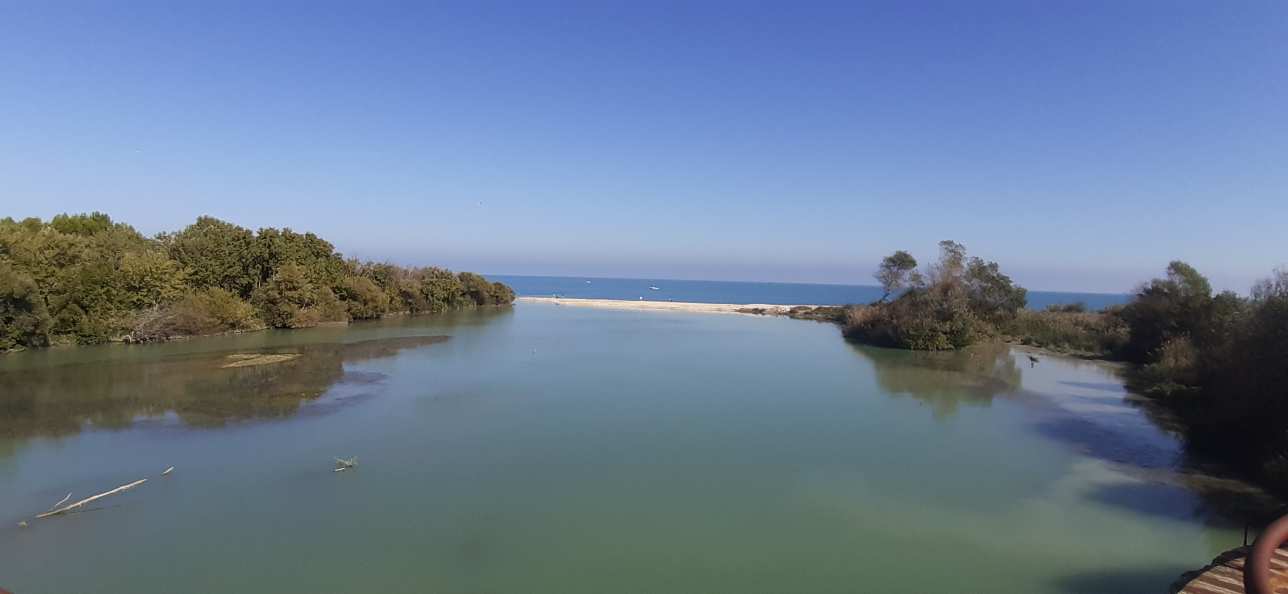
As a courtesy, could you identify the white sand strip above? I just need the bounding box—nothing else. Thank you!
[516,296,817,315]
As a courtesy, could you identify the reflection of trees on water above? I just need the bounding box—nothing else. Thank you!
[0,335,447,440]
[851,341,1286,528]
[849,341,1022,419]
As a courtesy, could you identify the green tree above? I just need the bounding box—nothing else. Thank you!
[1,213,513,349]
[48,212,115,236]
[875,250,918,302]
[253,227,348,288]
[337,275,389,320]
[119,250,188,310]
[964,257,1027,325]
[0,262,51,350]
[420,268,465,313]
[163,216,259,298]
[846,241,1024,351]
[253,263,320,328]
[458,272,495,305]
[489,281,516,304]
[1118,261,1216,363]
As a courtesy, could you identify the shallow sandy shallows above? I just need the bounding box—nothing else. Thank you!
[516,296,814,315]
[221,353,301,368]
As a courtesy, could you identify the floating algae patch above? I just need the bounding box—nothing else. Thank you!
[221,353,302,368]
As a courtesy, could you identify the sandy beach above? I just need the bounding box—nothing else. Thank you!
[516,296,818,315]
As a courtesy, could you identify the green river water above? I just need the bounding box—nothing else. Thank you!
[0,302,1274,593]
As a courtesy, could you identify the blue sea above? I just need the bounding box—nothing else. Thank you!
[490,275,1130,311]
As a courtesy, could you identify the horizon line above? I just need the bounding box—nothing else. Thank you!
[484,272,1133,296]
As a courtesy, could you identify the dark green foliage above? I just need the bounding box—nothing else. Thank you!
[1118,261,1218,364]
[846,286,982,350]
[49,212,115,236]
[253,227,348,288]
[252,263,348,328]
[119,250,187,310]
[0,213,514,348]
[846,241,1026,351]
[489,281,516,304]
[875,250,918,301]
[337,275,389,320]
[964,257,1027,326]
[162,216,260,298]
[458,272,494,305]
[1114,264,1288,494]
[1,213,166,343]
[0,262,52,350]
[419,268,466,313]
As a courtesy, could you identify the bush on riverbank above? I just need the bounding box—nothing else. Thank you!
[129,288,265,342]
[848,245,1288,493]
[0,213,515,349]
[0,261,52,350]
[1117,264,1288,493]
[844,241,1027,350]
[1004,309,1128,357]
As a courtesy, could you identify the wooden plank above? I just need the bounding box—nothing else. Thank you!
[1175,546,1288,594]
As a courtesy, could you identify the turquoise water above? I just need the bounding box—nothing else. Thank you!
[492,274,1130,310]
[0,303,1264,593]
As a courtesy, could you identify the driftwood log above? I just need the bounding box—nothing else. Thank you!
[36,479,147,519]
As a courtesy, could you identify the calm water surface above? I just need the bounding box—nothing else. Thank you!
[0,303,1268,593]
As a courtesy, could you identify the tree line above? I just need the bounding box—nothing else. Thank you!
[848,241,1288,494]
[0,213,514,349]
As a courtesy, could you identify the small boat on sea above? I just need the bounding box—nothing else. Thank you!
[649,286,660,291]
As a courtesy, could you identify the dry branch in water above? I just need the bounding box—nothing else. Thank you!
[36,479,147,518]
[50,492,72,510]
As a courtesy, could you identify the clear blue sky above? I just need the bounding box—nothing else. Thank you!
[2,1,1284,292]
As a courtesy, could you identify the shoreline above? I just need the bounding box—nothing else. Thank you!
[516,296,820,316]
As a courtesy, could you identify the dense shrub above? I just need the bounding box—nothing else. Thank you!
[1,213,514,347]
[1006,309,1127,356]
[0,262,52,350]
[1118,261,1221,364]
[489,281,516,304]
[337,275,389,320]
[1117,264,1288,493]
[846,287,983,350]
[130,288,263,341]
[845,241,1025,350]
[253,263,348,328]
[419,268,467,313]
[1045,302,1088,313]
[119,250,187,310]
[161,216,260,298]
[459,272,494,305]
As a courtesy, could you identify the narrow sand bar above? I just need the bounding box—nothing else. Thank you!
[517,296,818,315]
